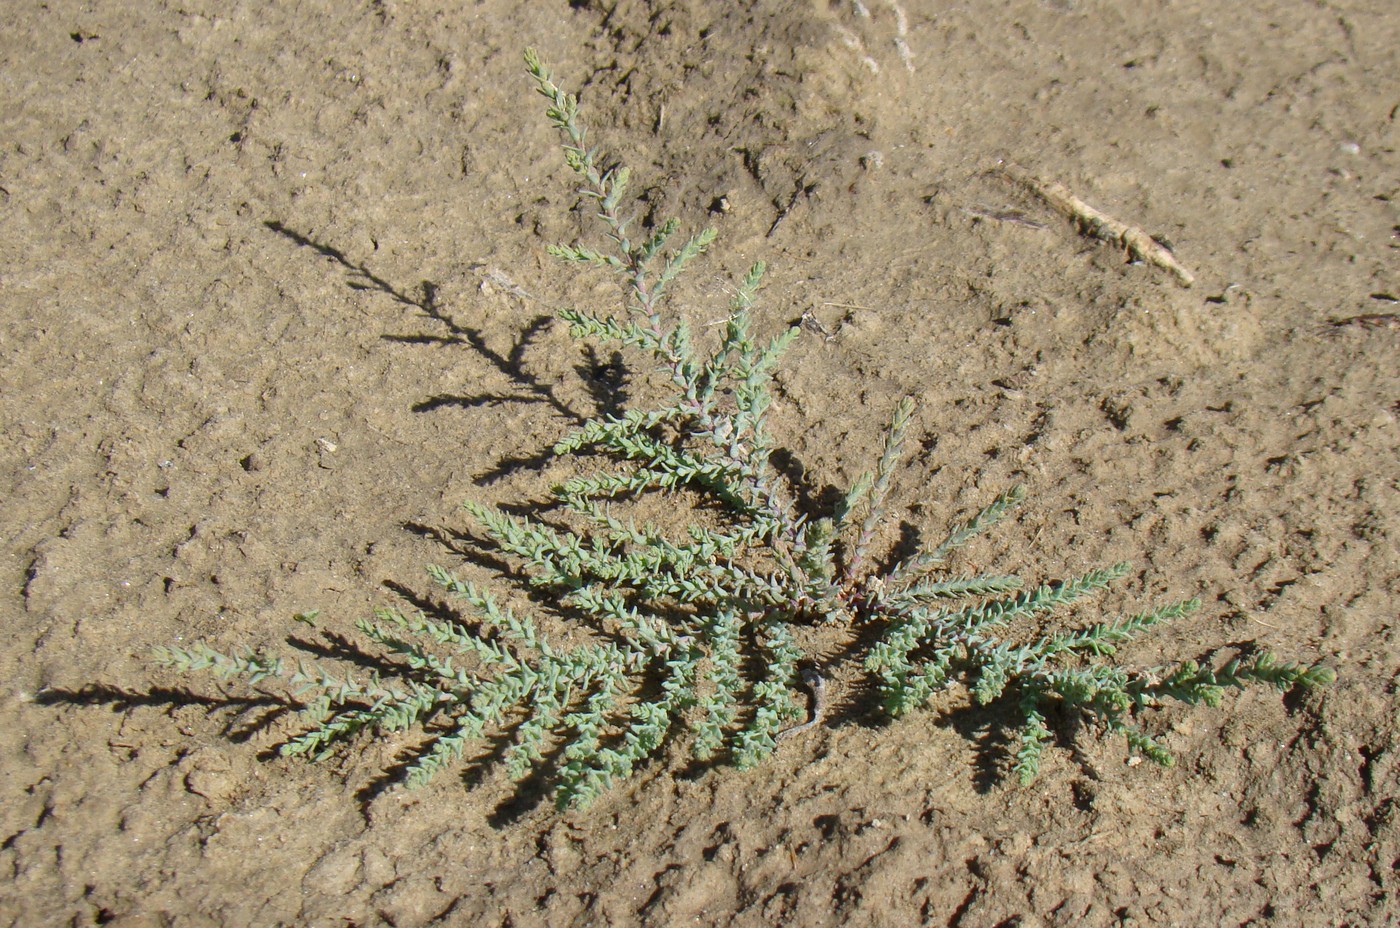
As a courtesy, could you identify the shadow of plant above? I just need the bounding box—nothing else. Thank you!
[262,219,598,432]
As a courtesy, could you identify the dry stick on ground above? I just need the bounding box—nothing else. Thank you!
[1000,162,1196,288]
[1326,313,1400,331]
[775,666,827,742]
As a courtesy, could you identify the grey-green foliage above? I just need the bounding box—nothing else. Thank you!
[153,50,1334,809]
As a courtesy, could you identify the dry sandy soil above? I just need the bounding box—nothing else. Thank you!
[3,1,1397,925]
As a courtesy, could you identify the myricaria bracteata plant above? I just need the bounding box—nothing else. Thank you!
[155,51,1333,809]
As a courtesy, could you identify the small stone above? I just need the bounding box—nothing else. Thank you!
[181,748,240,802]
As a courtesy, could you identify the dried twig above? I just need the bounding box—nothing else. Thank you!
[775,666,827,742]
[1001,162,1195,287]
[1326,313,1400,331]
[960,206,1049,230]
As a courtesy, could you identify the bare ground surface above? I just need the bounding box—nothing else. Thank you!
[2,1,1398,925]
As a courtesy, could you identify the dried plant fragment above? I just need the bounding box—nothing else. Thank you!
[1001,162,1196,287]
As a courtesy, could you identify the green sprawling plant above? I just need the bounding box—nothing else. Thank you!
[155,51,1333,810]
